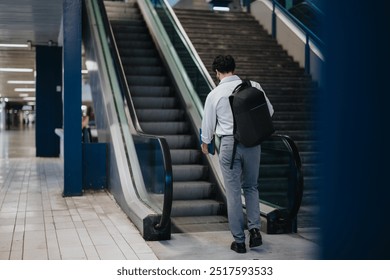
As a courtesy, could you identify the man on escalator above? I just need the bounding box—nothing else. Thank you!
[201,55,274,254]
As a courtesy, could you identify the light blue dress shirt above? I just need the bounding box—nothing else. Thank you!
[201,75,274,144]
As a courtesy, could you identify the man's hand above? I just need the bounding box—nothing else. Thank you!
[201,142,209,155]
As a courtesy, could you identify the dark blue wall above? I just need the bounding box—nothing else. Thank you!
[35,46,63,157]
[319,0,390,259]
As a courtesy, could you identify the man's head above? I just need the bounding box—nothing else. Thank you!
[212,55,236,74]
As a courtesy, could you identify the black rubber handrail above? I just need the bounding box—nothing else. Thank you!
[268,134,304,220]
[96,0,173,231]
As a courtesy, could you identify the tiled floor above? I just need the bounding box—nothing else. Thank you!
[0,125,320,260]
[0,126,157,260]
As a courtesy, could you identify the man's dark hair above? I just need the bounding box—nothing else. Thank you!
[212,55,236,73]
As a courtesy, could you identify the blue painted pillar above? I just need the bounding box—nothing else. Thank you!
[63,0,82,196]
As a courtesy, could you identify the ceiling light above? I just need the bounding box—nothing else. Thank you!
[0,43,29,48]
[0,68,33,72]
[213,6,230,11]
[8,80,35,84]
[23,97,36,101]
[19,93,29,97]
[15,88,35,92]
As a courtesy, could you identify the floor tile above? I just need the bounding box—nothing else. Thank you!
[95,245,126,260]
[59,246,87,260]
[23,249,48,260]
[82,245,100,260]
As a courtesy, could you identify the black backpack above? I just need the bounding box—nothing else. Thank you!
[228,79,274,167]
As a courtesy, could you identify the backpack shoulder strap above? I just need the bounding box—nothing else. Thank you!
[242,79,252,87]
[229,79,252,169]
[230,140,238,170]
[232,79,251,94]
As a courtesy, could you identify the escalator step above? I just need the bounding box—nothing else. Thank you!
[164,135,195,149]
[127,75,169,86]
[118,49,156,58]
[140,121,189,135]
[126,65,164,75]
[171,215,229,233]
[136,109,184,122]
[171,200,223,217]
[132,97,176,109]
[173,181,215,200]
[172,164,209,181]
[129,85,171,97]
[121,56,161,66]
[170,149,202,164]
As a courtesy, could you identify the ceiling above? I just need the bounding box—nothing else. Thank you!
[0,0,63,106]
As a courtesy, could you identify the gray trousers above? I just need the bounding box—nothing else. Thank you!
[219,136,261,243]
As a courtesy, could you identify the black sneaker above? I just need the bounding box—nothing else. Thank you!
[230,241,246,253]
[249,228,263,248]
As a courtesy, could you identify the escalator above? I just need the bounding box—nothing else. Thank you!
[83,0,173,241]
[104,0,229,233]
[149,0,304,233]
[83,0,303,241]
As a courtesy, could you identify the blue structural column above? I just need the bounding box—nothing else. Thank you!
[320,0,390,259]
[35,46,63,157]
[63,0,82,196]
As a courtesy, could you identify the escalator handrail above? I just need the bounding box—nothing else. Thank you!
[95,0,173,231]
[268,134,304,219]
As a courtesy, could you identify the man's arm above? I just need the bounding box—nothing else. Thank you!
[201,92,217,154]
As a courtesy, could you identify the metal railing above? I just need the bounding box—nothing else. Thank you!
[270,0,324,74]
